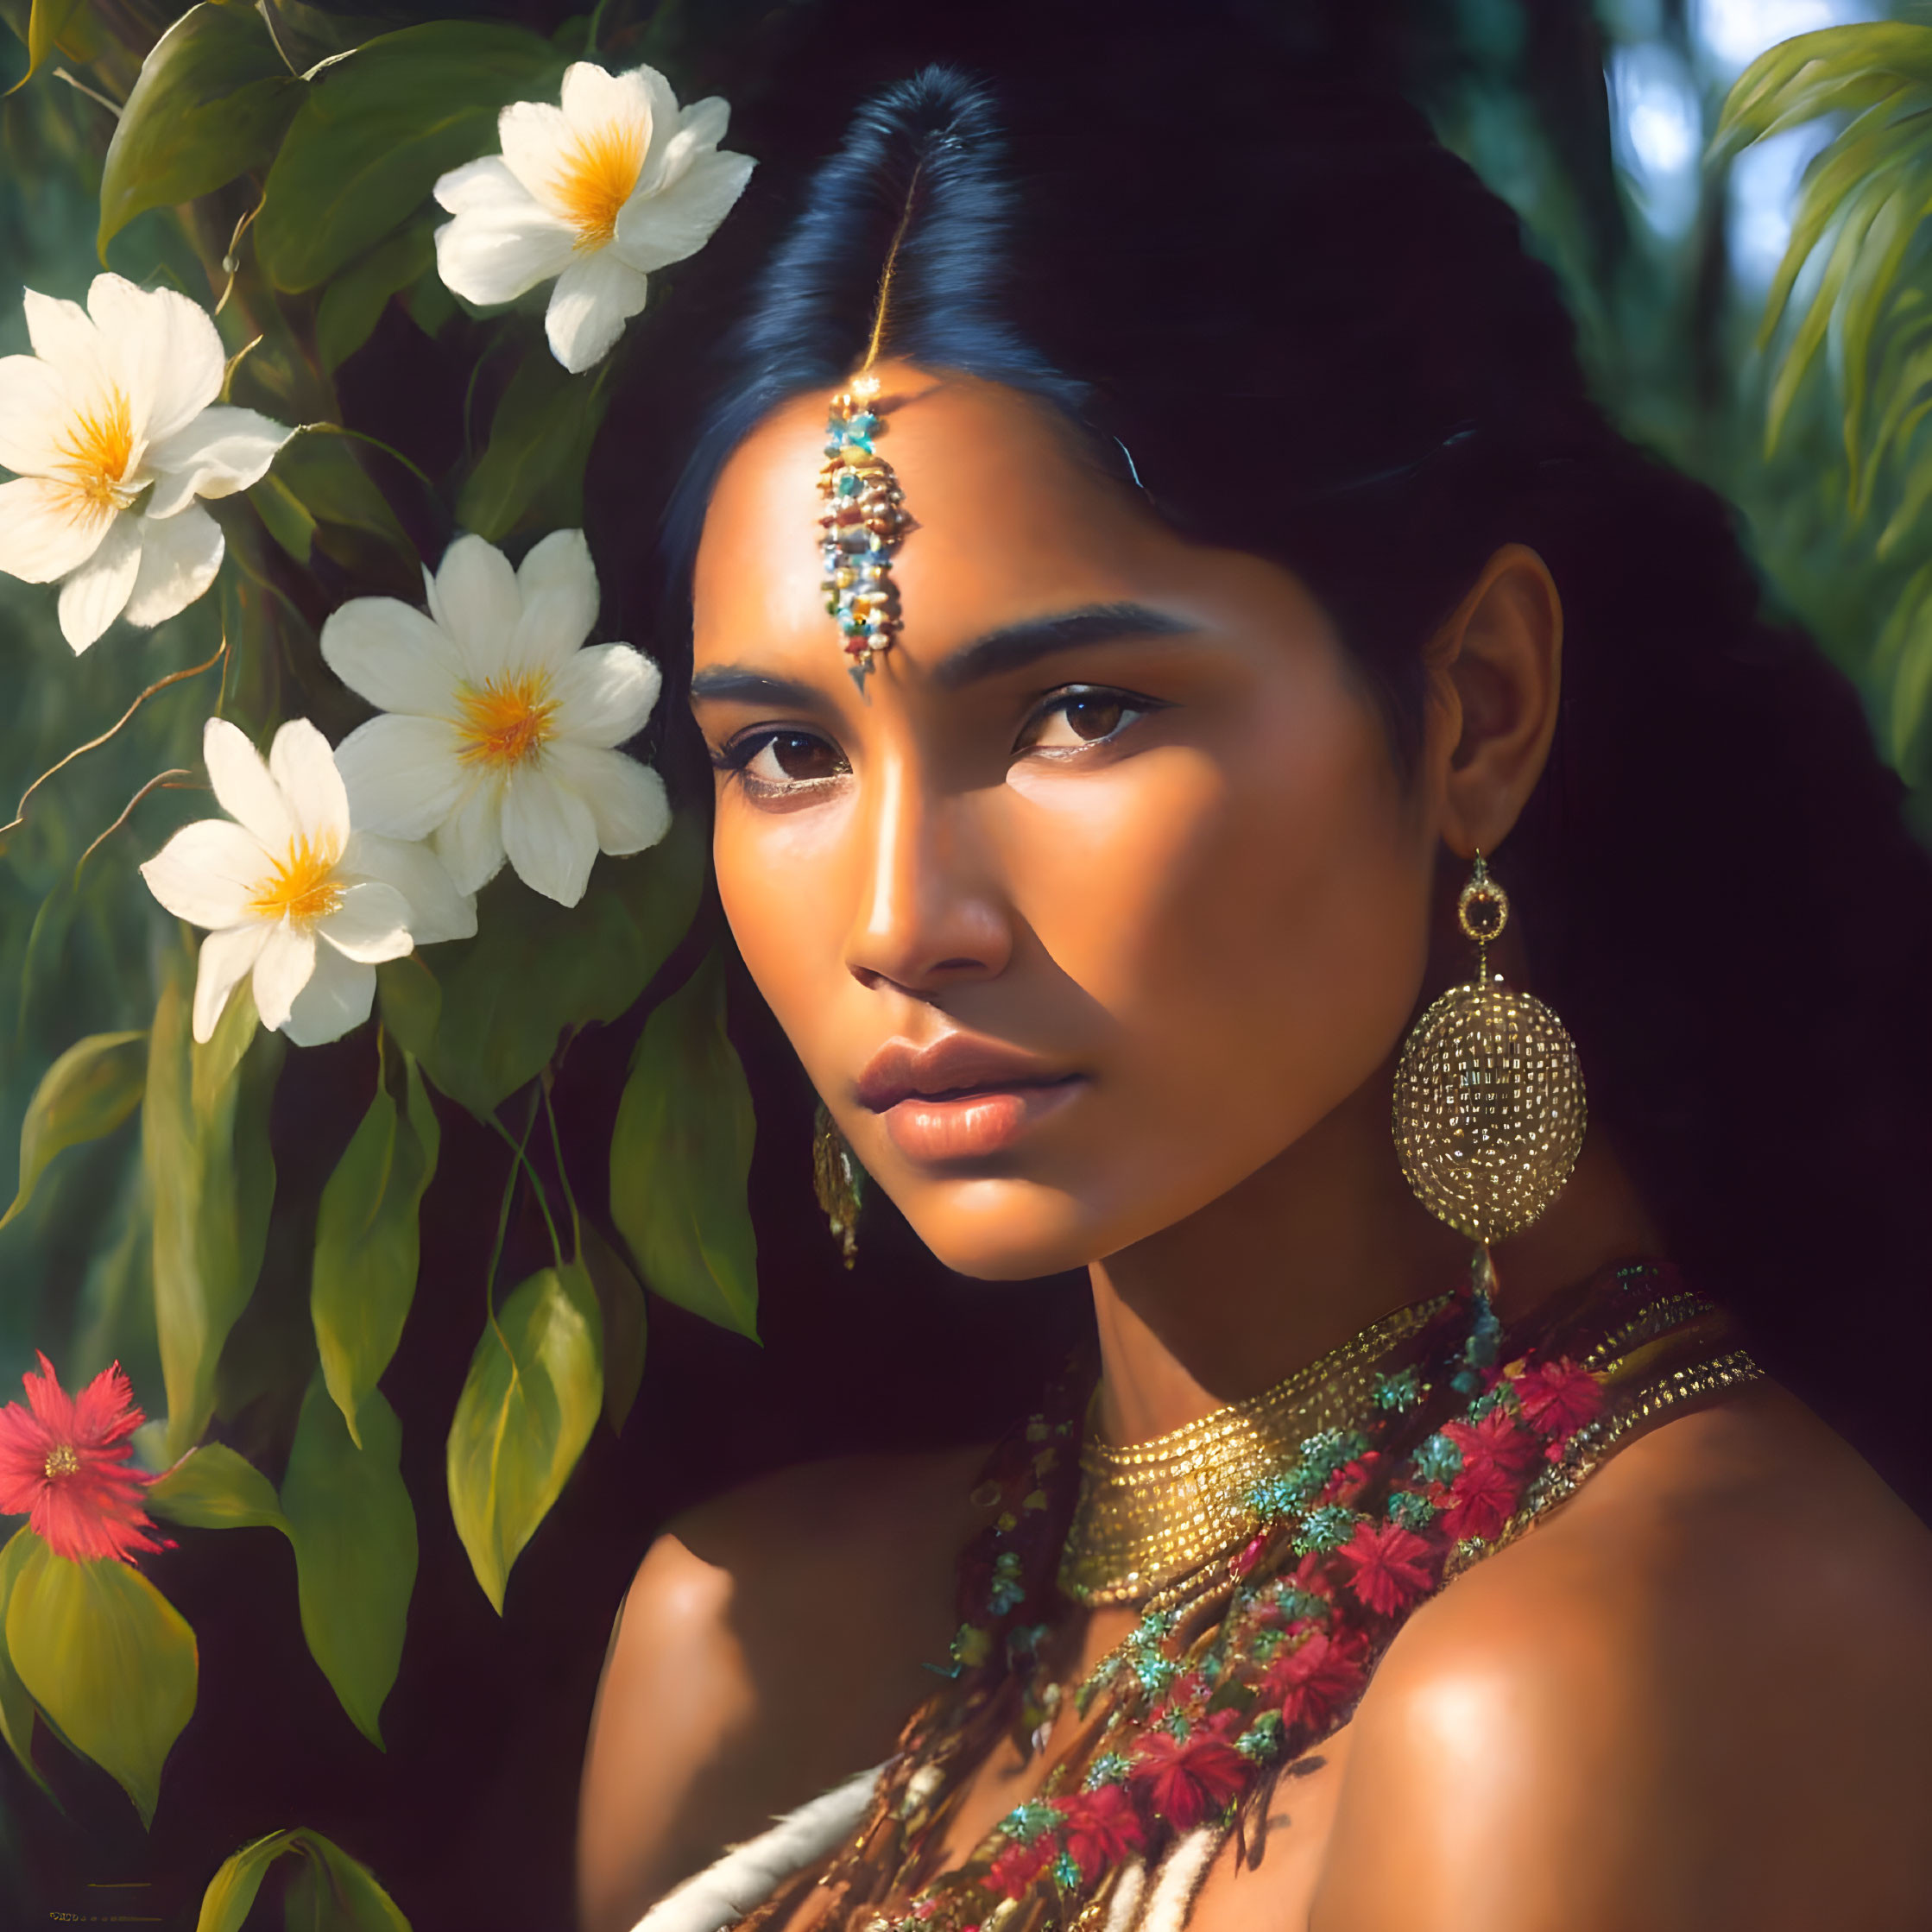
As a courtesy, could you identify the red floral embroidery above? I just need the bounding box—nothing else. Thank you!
[1335,1518,1437,1615]
[1512,1358,1605,1455]
[1127,1727,1249,1830]
[1259,1627,1368,1730]
[1318,1450,1382,1506]
[1437,1455,1519,1541]
[1443,1407,1539,1479]
[1058,1784,1146,1882]
[988,1837,1057,1898]
[0,1354,166,1564]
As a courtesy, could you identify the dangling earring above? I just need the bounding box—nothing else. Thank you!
[1392,852,1587,1303]
[812,1102,865,1268]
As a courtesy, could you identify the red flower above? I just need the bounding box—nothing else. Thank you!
[1336,1518,1436,1616]
[1317,1450,1383,1506]
[987,1836,1058,1898]
[0,1354,165,1564]
[1258,1627,1368,1731]
[1128,1727,1250,1830]
[1443,1408,1539,1481]
[1513,1358,1605,1455]
[1438,1455,1520,1542]
[1058,1784,1146,1882]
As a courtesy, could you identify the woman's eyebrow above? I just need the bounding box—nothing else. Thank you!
[688,667,825,708]
[931,602,1195,691]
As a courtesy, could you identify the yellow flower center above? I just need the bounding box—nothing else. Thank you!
[555,120,647,249]
[249,836,344,927]
[54,387,139,511]
[457,671,556,770]
[43,1443,80,1481]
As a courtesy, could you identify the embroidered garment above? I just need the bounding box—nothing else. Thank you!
[643,1262,1757,1932]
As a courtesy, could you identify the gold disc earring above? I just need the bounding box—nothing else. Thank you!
[1392,853,1587,1296]
[812,1102,865,1268]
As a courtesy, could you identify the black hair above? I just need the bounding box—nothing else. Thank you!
[653,17,1932,1516]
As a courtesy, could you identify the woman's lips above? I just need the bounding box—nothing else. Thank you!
[856,1033,1087,1163]
[878,1076,1085,1163]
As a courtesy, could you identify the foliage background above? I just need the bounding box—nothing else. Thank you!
[0,0,1923,1924]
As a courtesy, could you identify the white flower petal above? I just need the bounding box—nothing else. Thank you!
[268,717,350,851]
[433,154,531,216]
[511,527,599,652]
[432,781,508,895]
[548,642,660,747]
[139,818,269,928]
[203,716,297,849]
[250,920,317,1033]
[282,941,376,1048]
[497,98,573,204]
[614,148,754,275]
[88,275,223,445]
[501,764,598,906]
[544,249,647,373]
[0,353,75,475]
[547,741,670,856]
[0,476,115,585]
[562,60,660,133]
[21,291,107,393]
[342,830,478,945]
[625,64,685,190]
[317,879,414,963]
[333,714,470,840]
[145,406,290,517]
[122,502,224,628]
[320,595,467,717]
[190,924,268,1044]
[428,534,521,676]
[56,514,143,653]
[432,203,577,308]
[677,96,729,150]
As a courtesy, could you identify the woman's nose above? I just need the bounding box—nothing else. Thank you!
[843,756,1012,995]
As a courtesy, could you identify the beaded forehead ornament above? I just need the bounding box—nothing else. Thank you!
[816,167,920,687]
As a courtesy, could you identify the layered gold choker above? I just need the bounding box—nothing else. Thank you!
[1058,1294,1454,1608]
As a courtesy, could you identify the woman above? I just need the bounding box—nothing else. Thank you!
[578,28,1932,1932]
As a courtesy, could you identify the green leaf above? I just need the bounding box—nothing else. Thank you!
[98,3,301,255]
[7,0,85,93]
[280,1373,416,1748]
[144,956,284,1462]
[1,1028,145,1231]
[254,471,319,566]
[579,1220,647,1432]
[446,1264,601,1613]
[609,949,760,1342]
[280,1831,412,1931]
[6,1537,198,1827]
[457,346,611,543]
[256,19,565,292]
[148,1444,288,1533]
[316,223,438,372]
[0,1530,50,1798]
[380,813,704,1119]
[312,1048,440,1444]
[197,1828,296,1932]
[272,429,412,567]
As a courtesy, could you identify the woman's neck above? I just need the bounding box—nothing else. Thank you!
[1088,1062,1668,1444]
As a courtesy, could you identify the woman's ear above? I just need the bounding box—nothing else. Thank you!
[1423,543,1563,857]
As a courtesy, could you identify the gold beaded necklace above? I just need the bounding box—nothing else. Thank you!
[1057,1294,1454,1608]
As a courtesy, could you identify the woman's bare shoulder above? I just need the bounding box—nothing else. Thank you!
[1310,1382,1932,1931]
[577,1444,990,1932]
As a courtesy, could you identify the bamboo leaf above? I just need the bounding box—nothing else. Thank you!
[280,1373,416,1748]
[1,1029,145,1231]
[148,1444,288,1533]
[6,1537,197,1827]
[609,950,760,1342]
[446,1265,601,1613]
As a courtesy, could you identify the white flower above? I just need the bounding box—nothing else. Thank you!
[432,61,754,374]
[320,529,670,908]
[0,275,291,653]
[141,717,477,1047]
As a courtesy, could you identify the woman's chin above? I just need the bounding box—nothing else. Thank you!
[892,1172,1116,1283]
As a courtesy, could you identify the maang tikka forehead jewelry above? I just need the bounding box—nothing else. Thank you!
[1392,852,1587,1299]
[815,167,922,689]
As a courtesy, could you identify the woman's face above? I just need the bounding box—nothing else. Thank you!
[691,366,1443,1280]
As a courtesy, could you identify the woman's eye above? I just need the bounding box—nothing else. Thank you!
[1019,687,1160,754]
[728,729,849,790]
